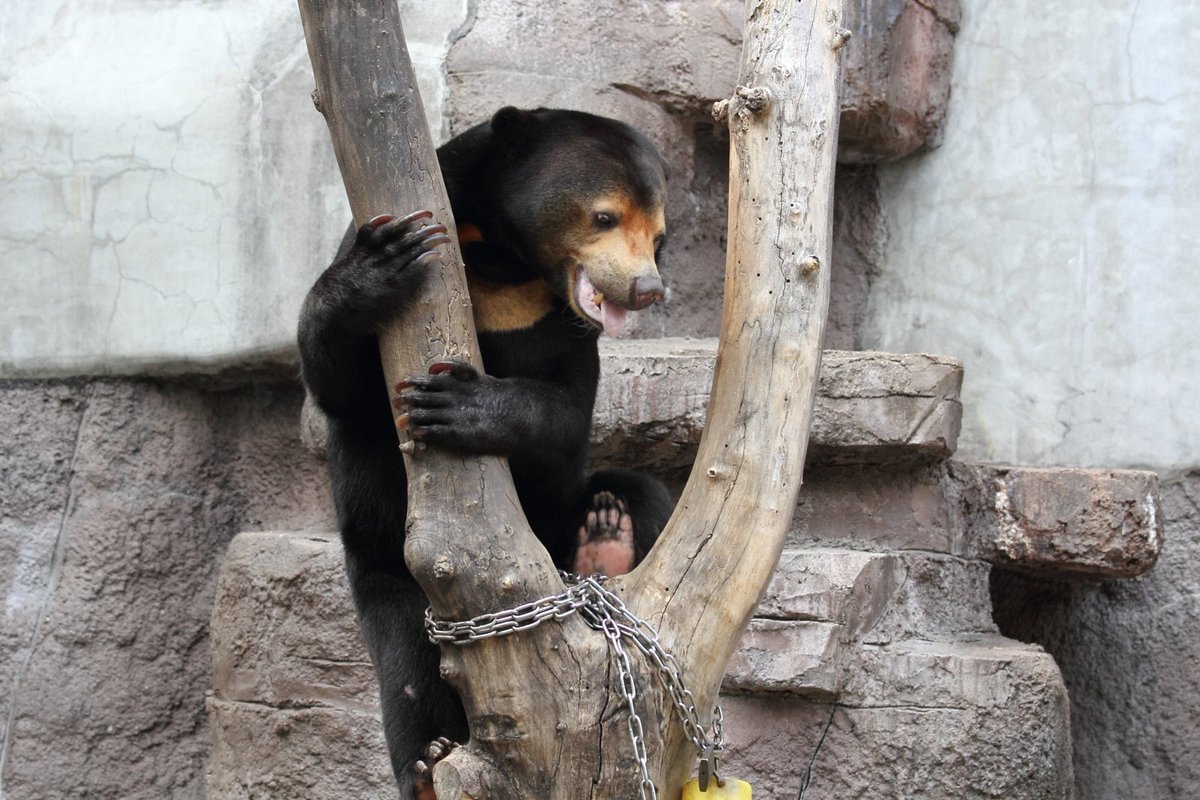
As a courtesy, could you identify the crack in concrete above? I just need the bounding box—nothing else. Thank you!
[0,386,90,798]
[796,698,837,800]
[912,0,962,34]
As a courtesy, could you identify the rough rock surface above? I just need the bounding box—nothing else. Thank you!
[594,343,962,473]
[724,550,898,697]
[785,640,1070,800]
[301,344,965,475]
[0,378,328,799]
[989,466,1160,577]
[209,534,1071,799]
[445,0,958,163]
[839,0,962,162]
[0,383,85,780]
[789,463,969,555]
[956,464,1162,578]
[210,380,1086,800]
[994,472,1200,799]
[206,533,390,799]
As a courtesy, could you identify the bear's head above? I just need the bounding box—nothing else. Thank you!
[487,107,668,336]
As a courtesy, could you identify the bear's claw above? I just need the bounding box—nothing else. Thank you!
[412,737,458,800]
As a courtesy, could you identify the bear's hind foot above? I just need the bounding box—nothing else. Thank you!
[573,491,637,577]
[412,737,458,800]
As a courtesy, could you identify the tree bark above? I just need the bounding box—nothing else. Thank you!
[297,0,844,796]
[622,0,847,789]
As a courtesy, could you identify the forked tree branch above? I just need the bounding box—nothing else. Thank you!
[298,0,844,796]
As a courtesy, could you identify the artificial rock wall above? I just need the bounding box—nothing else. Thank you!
[862,1,1200,795]
[2,0,1192,798]
[0,377,329,798]
[213,345,1101,799]
[1,1,959,795]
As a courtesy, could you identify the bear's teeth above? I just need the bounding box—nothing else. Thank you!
[593,292,604,308]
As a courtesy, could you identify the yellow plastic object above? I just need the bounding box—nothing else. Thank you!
[681,778,752,798]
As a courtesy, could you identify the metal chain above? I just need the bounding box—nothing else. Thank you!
[600,615,658,799]
[426,573,725,799]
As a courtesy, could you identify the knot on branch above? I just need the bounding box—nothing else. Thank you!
[310,88,324,116]
[712,86,772,130]
[830,27,852,51]
[737,85,771,114]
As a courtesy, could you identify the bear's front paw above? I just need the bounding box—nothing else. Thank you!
[393,360,507,453]
[338,210,451,311]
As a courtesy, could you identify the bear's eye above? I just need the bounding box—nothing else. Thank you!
[593,211,618,230]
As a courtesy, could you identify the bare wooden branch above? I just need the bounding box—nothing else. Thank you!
[297,0,560,604]
[298,2,609,796]
[618,0,845,790]
[298,0,843,795]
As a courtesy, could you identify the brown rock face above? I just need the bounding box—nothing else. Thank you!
[0,378,329,799]
[839,0,962,162]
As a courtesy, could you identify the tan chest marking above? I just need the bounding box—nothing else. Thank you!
[467,272,555,333]
[457,222,484,246]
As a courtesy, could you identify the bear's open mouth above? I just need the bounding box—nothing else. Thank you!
[574,269,628,337]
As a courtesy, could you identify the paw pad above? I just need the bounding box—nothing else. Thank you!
[574,492,637,577]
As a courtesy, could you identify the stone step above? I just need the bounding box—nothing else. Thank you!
[206,535,909,794]
[209,532,1069,799]
[300,342,965,471]
[718,637,1073,799]
[785,460,1163,577]
[210,535,903,709]
[952,463,1162,579]
[722,549,898,697]
[207,531,389,798]
[722,547,1003,697]
[594,341,963,471]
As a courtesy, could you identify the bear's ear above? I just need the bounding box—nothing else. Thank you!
[490,106,538,147]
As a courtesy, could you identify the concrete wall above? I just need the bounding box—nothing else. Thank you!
[2,0,1197,797]
[0,0,466,378]
[866,0,1200,473]
[864,1,1200,796]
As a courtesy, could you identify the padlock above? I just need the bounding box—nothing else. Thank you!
[681,777,752,798]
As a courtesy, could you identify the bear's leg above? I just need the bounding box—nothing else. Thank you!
[574,469,673,576]
[348,561,467,797]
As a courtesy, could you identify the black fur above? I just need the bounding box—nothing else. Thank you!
[297,108,673,796]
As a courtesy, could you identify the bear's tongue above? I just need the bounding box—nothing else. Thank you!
[599,299,627,338]
[577,270,629,337]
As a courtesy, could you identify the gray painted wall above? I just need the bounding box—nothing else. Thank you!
[0,0,466,378]
[867,0,1199,474]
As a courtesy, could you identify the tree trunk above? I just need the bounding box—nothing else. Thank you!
[297,0,845,796]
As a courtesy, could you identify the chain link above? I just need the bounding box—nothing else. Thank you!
[426,573,724,800]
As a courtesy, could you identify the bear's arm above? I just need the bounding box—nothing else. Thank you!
[299,215,448,417]
[297,287,385,418]
[396,340,598,462]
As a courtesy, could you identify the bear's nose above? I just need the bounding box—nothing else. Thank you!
[628,275,665,310]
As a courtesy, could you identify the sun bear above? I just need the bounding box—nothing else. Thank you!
[297,107,674,796]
